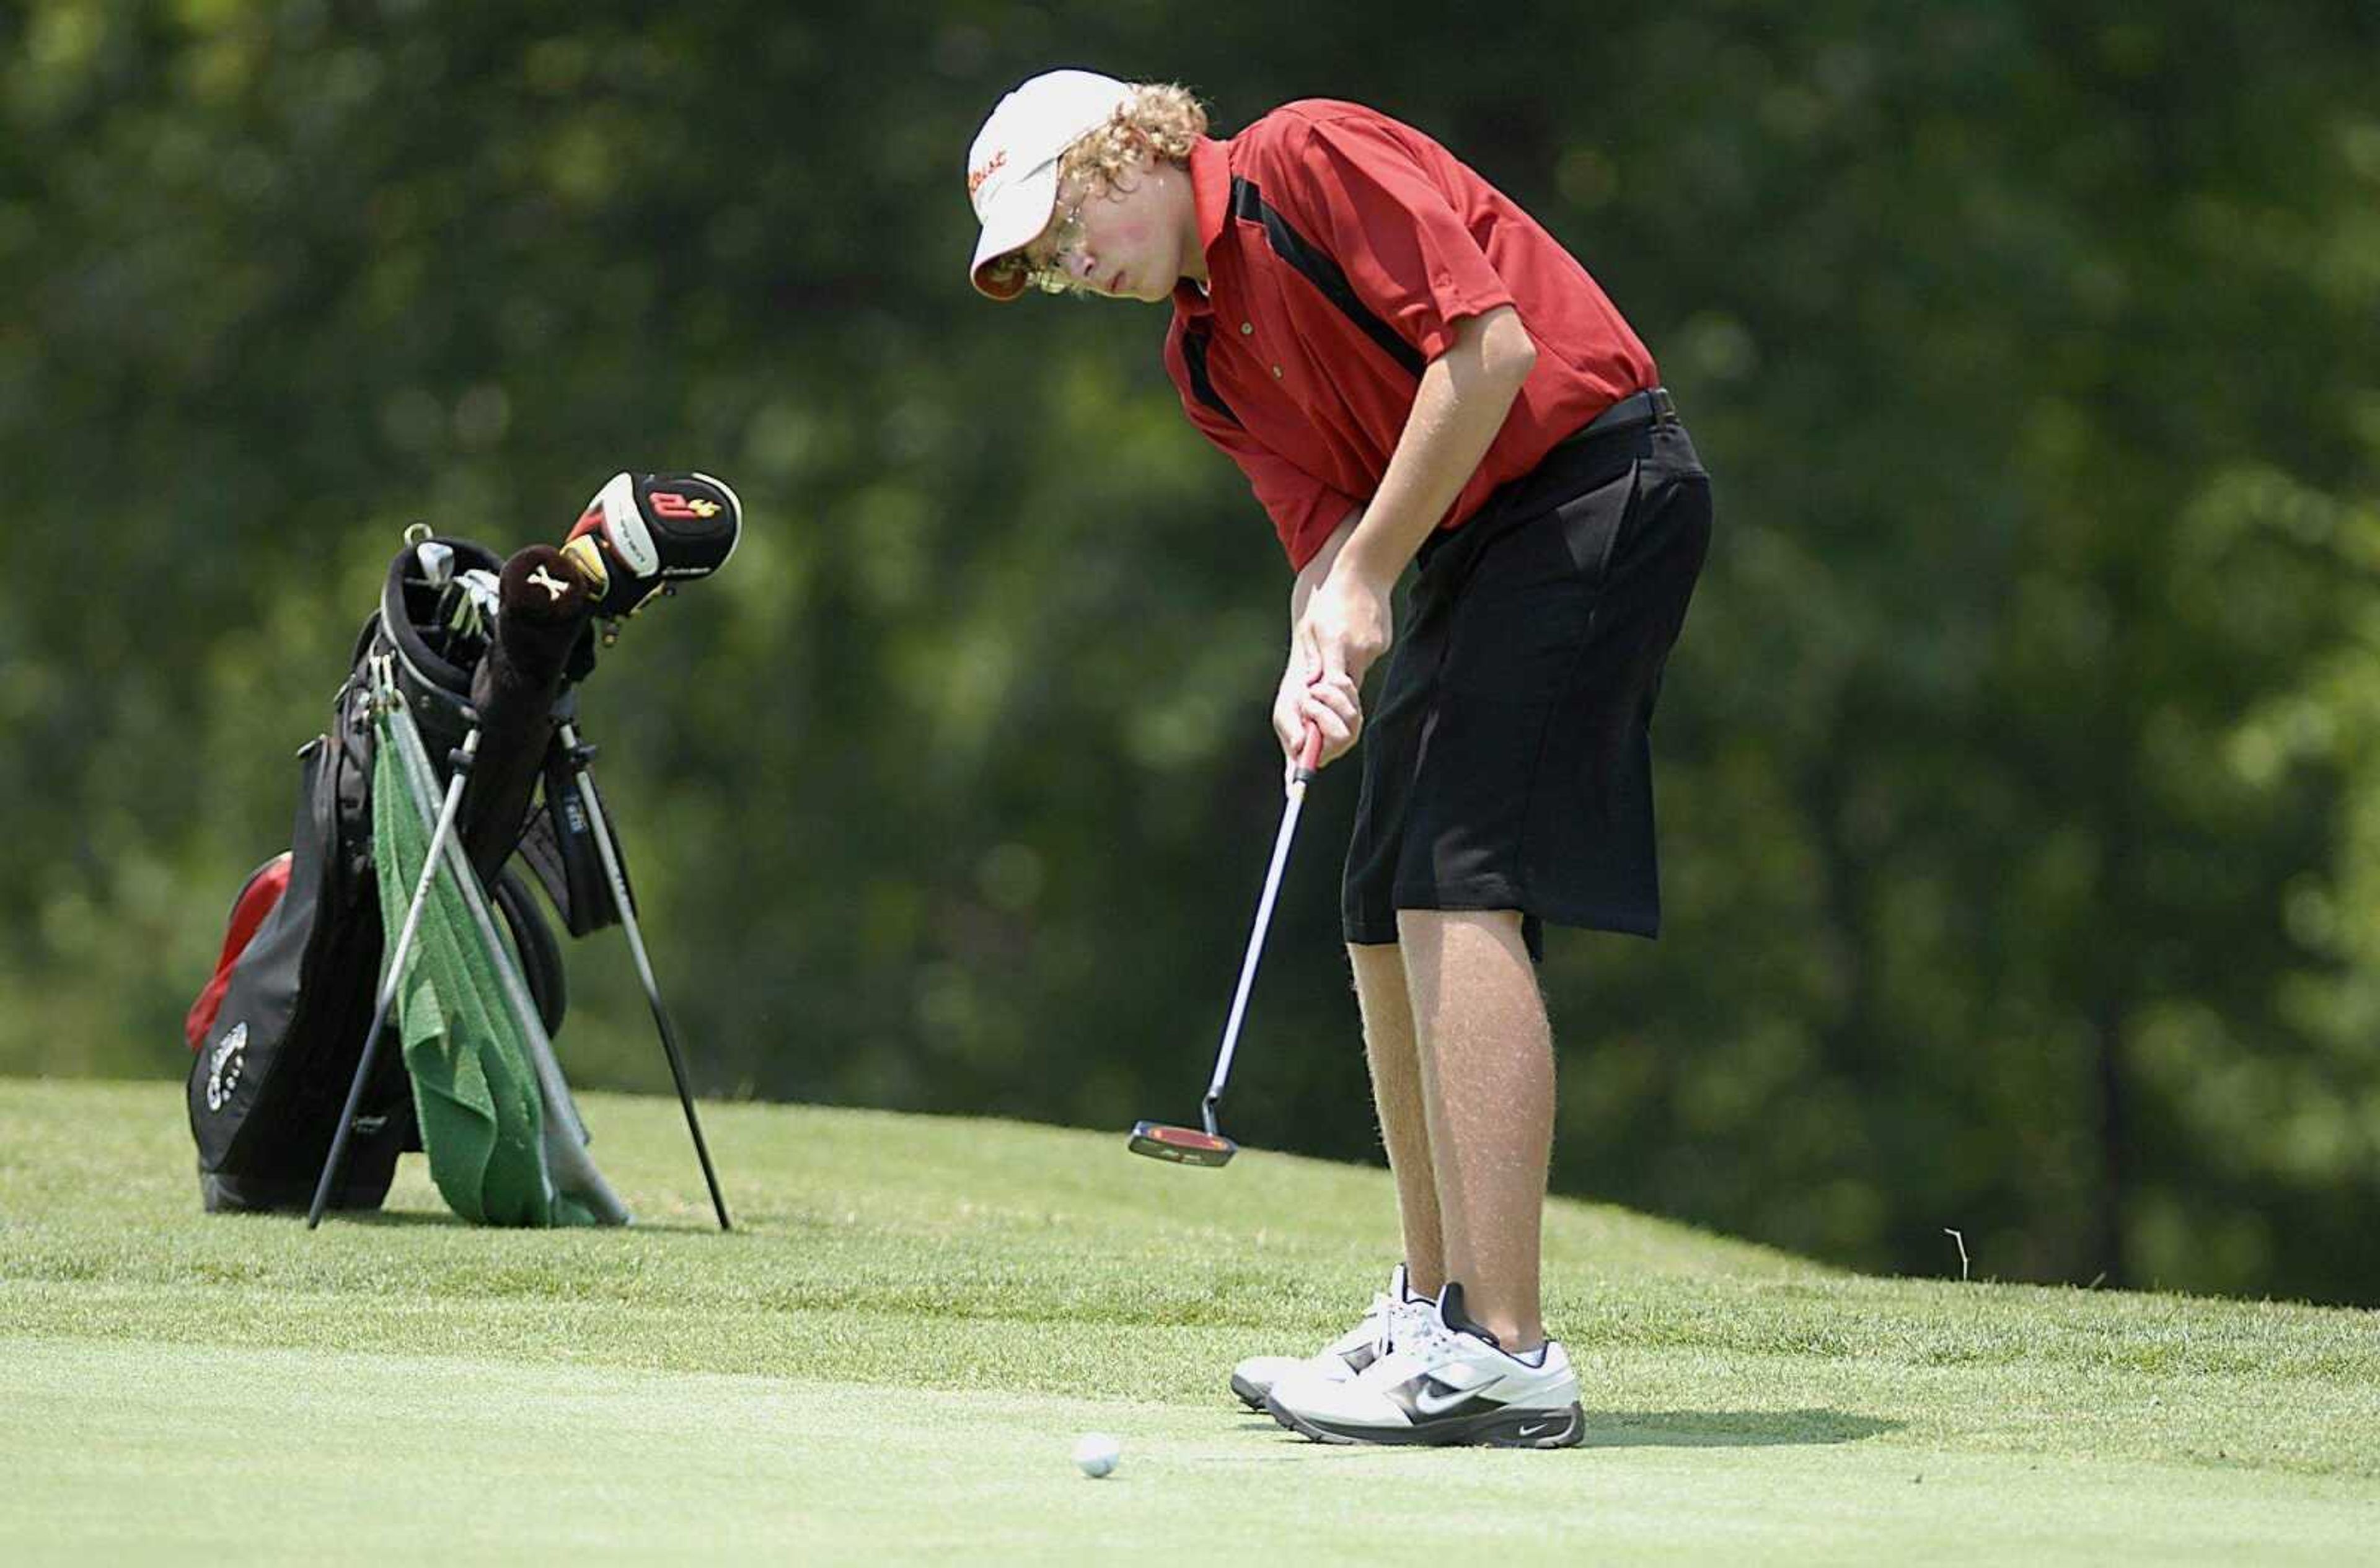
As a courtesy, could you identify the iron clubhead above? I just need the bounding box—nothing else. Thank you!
[1127,1121,1237,1168]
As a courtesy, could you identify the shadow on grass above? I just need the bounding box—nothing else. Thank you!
[1231,1409,1898,1450]
[329,1210,463,1228]
[326,1211,726,1236]
[1579,1409,1899,1448]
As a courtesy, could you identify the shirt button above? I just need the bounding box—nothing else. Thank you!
[1270,364,1284,378]
[1240,322,1253,335]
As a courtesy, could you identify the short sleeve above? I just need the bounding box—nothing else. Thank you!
[1272,116,1515,363]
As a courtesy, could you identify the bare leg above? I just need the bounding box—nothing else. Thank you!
[1349,941,1445,1297]
[1397,909,1551,1350]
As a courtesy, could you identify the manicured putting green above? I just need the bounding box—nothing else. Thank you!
[4,1080,2374,1564]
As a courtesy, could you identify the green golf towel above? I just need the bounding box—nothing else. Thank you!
[372,742,597,1227]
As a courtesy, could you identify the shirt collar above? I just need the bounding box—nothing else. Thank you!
[1189,135,1230,252]
[1173,135,1233,319]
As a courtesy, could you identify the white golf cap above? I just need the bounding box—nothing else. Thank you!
[965,69,1133,301]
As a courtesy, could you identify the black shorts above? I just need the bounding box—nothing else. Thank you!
[1342,396,1712,957]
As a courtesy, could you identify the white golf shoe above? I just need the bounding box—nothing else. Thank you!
[1265,1281,1585,1448]
[1228,1264,1430,1411]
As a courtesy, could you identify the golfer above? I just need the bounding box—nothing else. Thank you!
[964,71,1711,1448]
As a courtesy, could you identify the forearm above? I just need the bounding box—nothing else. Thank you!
[1290,508,1366,632]
[1336,306,1535,590]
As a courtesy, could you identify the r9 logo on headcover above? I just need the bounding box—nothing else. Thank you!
[650,491,722,521]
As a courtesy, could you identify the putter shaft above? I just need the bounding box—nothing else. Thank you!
[1201,728,1323,1124]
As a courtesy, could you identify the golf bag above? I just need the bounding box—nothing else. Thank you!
[185,475,739,1226]
[185,540,609,1213]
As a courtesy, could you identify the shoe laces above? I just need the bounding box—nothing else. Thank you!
[1367,1303,1457,1380]
[1408,1309,1457,1359]
[1326,1290,1402,1359]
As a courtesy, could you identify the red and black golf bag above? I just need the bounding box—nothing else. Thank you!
[183,537,612,1213]
[183,473,741,1223]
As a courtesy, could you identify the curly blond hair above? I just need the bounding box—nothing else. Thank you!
[979,81,1210,299]
[1056,82,1210,198]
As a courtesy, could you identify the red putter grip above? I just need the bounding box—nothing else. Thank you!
[1295,723,1323,783]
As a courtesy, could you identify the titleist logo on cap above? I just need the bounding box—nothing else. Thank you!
[968,150,1007,196]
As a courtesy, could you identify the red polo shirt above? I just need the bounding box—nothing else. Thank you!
[1164,101,1657,570]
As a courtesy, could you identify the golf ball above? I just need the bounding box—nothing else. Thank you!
[1072,1432,1121,1479]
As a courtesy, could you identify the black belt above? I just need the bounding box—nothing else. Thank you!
[1571,385,1678,443]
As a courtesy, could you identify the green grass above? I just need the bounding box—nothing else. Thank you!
[4,1078,2377,1564]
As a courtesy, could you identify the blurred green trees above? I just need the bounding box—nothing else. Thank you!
[3,1,2375,1301]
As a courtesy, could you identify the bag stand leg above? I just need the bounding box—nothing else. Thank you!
[559,723,733,1232]
[308,724,481,1230]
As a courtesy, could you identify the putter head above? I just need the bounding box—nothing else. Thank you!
[1127,1121,1237,1168]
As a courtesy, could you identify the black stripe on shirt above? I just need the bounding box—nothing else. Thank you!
[1181,325,1240,426]
[1228,176,1427,379]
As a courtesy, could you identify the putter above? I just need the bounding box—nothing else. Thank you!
[1129,723,1324,1168]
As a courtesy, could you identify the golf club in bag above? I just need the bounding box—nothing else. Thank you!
[186,535,573,1217]
[1129,724,1324,1169]
[184,473,741,1230]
